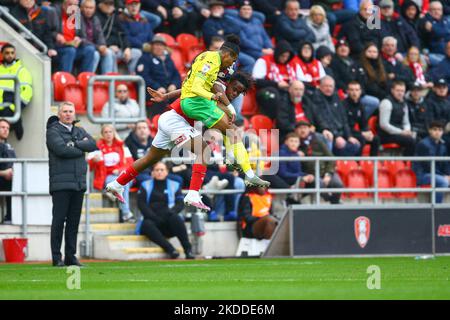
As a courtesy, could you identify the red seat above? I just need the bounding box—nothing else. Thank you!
[92,85,110,114]
[52,72,77,101]
[368,116,401,151]
[360,160,382,185]
[241,88,259,116]
[347,169,370,199]
[156,32,176,48]
[250,114,273,133]
[336,160,359,186]
[77,71,96,90]
[383,160,406,181]
[62,84,85,113]
[176,33,199,61]
[170,47,186,78]
[377,169,395,199]
[187,45,205,65]
[394,169,417,199]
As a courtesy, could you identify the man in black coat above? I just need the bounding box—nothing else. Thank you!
[381,36,415,87]
[406,83,429,140]
[0,119,16,223]
[425,78,450,149]
[46,101,97,267]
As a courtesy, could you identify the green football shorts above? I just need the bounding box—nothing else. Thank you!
[181,97,225,128]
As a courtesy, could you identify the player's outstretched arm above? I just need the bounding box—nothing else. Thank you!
[147,87,182,102]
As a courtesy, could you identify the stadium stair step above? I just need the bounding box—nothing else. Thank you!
[80,207,120,224]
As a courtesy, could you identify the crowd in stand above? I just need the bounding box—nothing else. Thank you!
[1,0,450,229]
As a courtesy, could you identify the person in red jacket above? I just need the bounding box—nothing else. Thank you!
[89,124,134,222]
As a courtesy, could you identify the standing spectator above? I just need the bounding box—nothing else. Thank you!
[80,0,112,73]
[125,120,152,185]
[137,161,194,259]
[343,81,380,156]
[119,0,155,73]
[340,0,382,58]
[252,40,298,119]
[0,119,15,224]
[9,0,57,57]
[89,124,135,222]
[237,186,278,240]
[404,46,434,89]
[273,0,315,51]
[277,132,313,186]
[414,121,450,203]
[313,76,361,156]
[381,37,415,88]
[379,0,420,55]
[306,5,335,53]
[101,84,141,139]
[296,120,345,204]
[96,0,139,74]
[379,80,416,156]
[0,43,32,140]
[234,0,273,63]
[359,42,389,100]
[46,101,97,267]
[136,34,181,116]
[425,78,450,148]
[419,0,450,66]
[428,40,450,91]
[52,0,96,73]
[296,41,326,93]
[406,83,429,140]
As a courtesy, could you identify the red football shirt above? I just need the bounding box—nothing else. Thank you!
[169,98,195,126]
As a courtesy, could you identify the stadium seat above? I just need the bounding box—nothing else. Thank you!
[394,169,417,199]
[383,160,406,181]
[336,160,359,186]
[52,71,77,101]
[367,116,401,150]
[156,32,176,48]
[92,84,110,114]
[77,71,97,90]
[347,169,370,199]
[377,169,395,199]
[170,47,186,78]
[176,33,199,61]
[241,88,259,116]
[62,84,85,114]
[250,114,273,134]
[187,45,204,65]
[360,160,382,185]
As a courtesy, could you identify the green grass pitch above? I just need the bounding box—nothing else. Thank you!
[0,257,449,300]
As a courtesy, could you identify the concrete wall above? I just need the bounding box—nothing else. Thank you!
[0,19,51,158]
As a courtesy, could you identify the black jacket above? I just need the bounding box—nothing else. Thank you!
[125,131,152,161]
[406,94,429,139]
[277,94,314,134]
[330,55,366,91]
[425,91,450,126]
[0,141,16,171]
[46,116,97,193]
[380,15,421,53]
[343,97,369,133]
[358,60,389,100]
[382,58,415,88]
[96,9,131,49]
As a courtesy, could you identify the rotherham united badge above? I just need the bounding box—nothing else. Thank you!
[354,216,371,248]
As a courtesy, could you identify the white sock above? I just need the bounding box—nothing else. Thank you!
[112,180,123,188]
[186,190,200,198]
[245,169,255,179]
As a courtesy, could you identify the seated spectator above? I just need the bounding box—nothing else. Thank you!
[137,161,194,259]
[428,40,450,91]
[237,186,278,240]
[316,45,334,78]
[273,0,315,51]
[251,0,283,24]
[406,83,430,140]
[379,0,420,55]
[0,43,32,140]
[168,0,209,37]
[96,0,140,74]
[52,0,96,73]
[234,0,273,65]
[208,35,225,51]
[400,0,421,37]
[414,121,450,203]
[278,133,313,186]
[139,0,166,31]
[425,78,450,148]
[296,41,326,93]
[343,81,381,156]
[340,0,382,59]
[89,124,134,222]
[9,0,57,58]
[136,34,181,116]
[379,80,416,156]
[404,46,434,89]
[252,40,297,119]
[119,0,155,73]
[359,42,389,100]
[419,0,450,66]
[381,36,415,88]
[223,0,266,24]
[0,119,15,224]
[277,80,314,140]
[296,120,344,204]
[101,84,141,139]
[314,0,356,31]
[124,120,153,184]
[312,76,361,156]
[80,0,111,73]
[305,5,335,53]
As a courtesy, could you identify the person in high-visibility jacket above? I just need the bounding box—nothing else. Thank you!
[0,43,33,140]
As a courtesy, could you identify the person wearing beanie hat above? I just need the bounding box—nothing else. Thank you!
[305,5,335,53]
[315,45,335,77]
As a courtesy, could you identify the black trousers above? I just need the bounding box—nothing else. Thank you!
[50,190,84,262]
[140,215,191,254]
[0,178,12,221]
[380,133,416,156]
[353,132,381,156]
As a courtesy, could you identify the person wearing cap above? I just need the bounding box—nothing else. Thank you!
[425,78,450,146]
[330,39,365,91]
[296,120,344,204]
[413,120,450,203]
[136,34,181,116]
[379,0,420,55]
[96,0,140,74]
[305,5,335,53]
[273,0,315,51]
[406,82,430,140]
[119,0,155,69]
[381,36,415,87]
[419,0,450,66]
[340,0,382,58]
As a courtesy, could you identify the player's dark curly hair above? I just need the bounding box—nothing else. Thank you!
[221,34,240,56]
[230,71,254,95]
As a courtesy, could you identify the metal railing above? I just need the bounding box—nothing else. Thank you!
[86,75,147,125]
[0,75,22,124]
[0,7,48,53]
